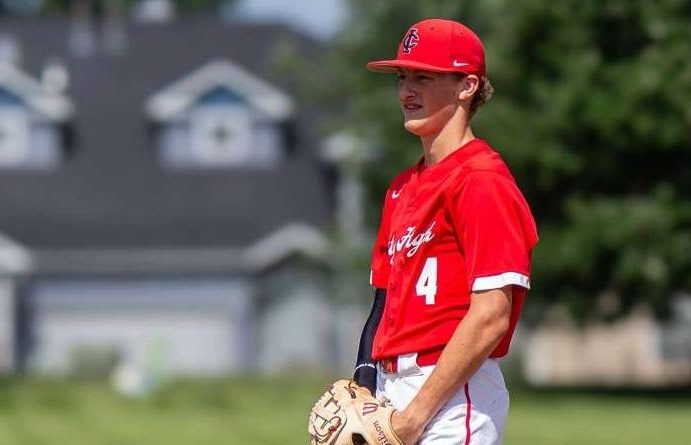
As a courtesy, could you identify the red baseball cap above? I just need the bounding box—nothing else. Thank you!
[366,18,486,77]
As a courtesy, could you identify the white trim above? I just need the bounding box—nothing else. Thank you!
[145,59,294,122]
[35,223,329,275]
[472,272,530,292]
[0,231,34,274]
[242,223,328,270]
[0,64,74,121]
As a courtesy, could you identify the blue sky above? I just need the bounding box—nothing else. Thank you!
[233,0,349,40]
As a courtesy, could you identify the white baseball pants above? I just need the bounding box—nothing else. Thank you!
[376,355,509,445]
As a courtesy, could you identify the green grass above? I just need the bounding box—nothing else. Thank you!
[506,388,691,445]
[0,377,689,445]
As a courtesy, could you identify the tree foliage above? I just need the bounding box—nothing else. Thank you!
[312,0,691,322]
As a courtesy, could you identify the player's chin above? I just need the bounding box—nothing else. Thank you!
[403,118,429,136]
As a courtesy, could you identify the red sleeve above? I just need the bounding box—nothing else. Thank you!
[369,192,392,288]
[450,171,538,292]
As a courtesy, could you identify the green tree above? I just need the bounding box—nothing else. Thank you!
[308,0,691,322]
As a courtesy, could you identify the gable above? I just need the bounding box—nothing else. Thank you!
[0,68,72,170]
[145,59,294,122]
[149,61,291,169]
[0,64,74,121]
[0,19,331,249]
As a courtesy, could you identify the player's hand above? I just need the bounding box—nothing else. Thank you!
[391,410,425,445]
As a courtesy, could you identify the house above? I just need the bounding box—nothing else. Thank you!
[0,15,363,378]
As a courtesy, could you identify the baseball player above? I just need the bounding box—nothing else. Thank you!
[308,17,537,445]
[349,18,539,445]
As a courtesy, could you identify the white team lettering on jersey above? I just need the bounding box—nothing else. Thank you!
[388,221,436,259]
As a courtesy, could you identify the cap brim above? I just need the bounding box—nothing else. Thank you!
[366,59,459,73]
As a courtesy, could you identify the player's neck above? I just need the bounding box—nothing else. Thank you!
[421,115,475,167]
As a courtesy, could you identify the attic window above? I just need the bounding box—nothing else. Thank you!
[189,103,252,165]
[0,105,30,165]
[213,125,231,145]
[0,84,66,170]
[159,86,283,169]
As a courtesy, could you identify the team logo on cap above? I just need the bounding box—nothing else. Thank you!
[402,28,419,54]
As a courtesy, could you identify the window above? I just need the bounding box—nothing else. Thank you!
[0,87,63,170]
[189,104,252,165]
[0,106,29,165]
[158,86,283,169]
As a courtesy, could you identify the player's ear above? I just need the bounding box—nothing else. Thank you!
[457,74,479,101]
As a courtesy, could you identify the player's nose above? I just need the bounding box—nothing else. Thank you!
[397,79,416,102]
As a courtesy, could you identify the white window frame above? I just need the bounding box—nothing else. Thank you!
[0,106,30,166]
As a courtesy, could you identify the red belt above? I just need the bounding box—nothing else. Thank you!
[379,348,444,373]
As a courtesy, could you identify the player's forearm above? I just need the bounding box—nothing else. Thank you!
[353,288,386,394]
[402,287,512,431]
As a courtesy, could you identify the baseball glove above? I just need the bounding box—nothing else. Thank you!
[308,379,404,445]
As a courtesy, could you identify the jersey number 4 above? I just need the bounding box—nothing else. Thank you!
[416,257,437,305]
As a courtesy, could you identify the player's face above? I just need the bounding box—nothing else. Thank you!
[397,69,463,137]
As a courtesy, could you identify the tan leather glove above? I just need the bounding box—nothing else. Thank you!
[308,379,404,445]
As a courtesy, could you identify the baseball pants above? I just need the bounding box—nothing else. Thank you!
[376,354,509,445]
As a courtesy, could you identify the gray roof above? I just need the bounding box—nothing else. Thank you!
[0,17,333,249]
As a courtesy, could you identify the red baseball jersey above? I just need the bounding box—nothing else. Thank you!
[370,139,538,360]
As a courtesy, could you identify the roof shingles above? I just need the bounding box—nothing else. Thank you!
[0,17,332,249]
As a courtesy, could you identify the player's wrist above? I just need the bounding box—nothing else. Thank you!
[353,363,377,395]
[402,396,440,433]
[399,407,428,434]
[353,362,376,372]
[392,410,425,445]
